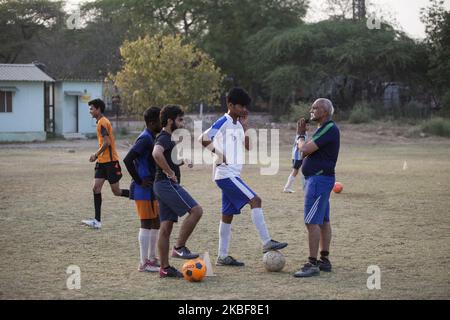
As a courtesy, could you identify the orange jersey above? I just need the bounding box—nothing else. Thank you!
[96,116,119,163]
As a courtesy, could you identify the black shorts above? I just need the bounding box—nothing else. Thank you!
[95,161,123,184]
[292,159,302,170]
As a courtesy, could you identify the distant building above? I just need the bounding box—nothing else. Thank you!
[0,64,54,142]
[54,79,103,139]
[0,63,103,142]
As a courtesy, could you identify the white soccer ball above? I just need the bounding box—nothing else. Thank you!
[263,250,286,272]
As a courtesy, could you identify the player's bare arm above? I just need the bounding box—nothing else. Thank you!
[152,144,178,183]
[297,118,319,158]
[198,133,227,165]
[90,135,111,162]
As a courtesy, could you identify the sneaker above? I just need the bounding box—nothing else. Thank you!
[216,256,245,267]
[318,257,332,272]
[81,218,101,229]
[159,266,183,278]
[263,239,288,253]
[171,246,199,259]
[283,188,295,193]
[138,259,160,272]
[293,262,320,278]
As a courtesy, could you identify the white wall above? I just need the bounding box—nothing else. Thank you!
[0,81,44,133]
[55,81,102,134]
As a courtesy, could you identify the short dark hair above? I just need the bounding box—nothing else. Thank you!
[88,99,106,113]
[160,105,184,127]
[144,106,161,125]
[227,87,251,107]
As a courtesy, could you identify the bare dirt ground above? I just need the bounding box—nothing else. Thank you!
[0,122,449,300]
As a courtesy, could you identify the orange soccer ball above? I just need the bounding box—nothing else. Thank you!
[333,182,343,193]
[182,258,207,282]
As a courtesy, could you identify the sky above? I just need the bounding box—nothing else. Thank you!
[65,0,450,39]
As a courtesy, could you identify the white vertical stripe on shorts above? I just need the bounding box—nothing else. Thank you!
[169,183,193,210]
[230,177,255,200]
[305,195,321,224]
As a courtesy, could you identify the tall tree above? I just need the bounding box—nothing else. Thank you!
[0,0,65,63]
[113,33,223,114]
[421,0,450,111]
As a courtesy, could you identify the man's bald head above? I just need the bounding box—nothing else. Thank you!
[310,98,335,124]
[313,98,334,117]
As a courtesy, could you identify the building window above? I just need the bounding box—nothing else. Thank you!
[0,91,13,113]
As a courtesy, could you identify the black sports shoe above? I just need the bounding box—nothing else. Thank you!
[216,256,245,267]
[293,262,320,278]
[160,266,183,278]
[318,257,332,272]
[171,246,199,259]
[263,239,288,253]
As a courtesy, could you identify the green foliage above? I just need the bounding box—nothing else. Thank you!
[113,33,223,115]
[0,0,66,63]
[280,102,310,123]
[421,0,450,98]
[402,101,430,119]
[349,103,375,124]
[422,117,450,138]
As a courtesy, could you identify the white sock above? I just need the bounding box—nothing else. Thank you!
[284,174,296,190]
[138,228,151,265]
[218,221,232,258]
[251,208,271,245]
[148,229,159,260]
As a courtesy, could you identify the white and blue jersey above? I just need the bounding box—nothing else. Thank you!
[203,113,256,215]
[204,113,246,180]
[292,135,302,161]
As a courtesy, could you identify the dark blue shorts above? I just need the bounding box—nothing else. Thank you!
[154,180,198,222]
[304,175,335,225]
[215,177,256,215]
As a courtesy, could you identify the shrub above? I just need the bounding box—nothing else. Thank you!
[422,117,450,138]
[349,103,375,124]
[280,102,311,122]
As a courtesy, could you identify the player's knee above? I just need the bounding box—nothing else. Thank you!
[93,186,101,194]
[251,196,262,207]
[159,225,171,238]
[190,206,203,220]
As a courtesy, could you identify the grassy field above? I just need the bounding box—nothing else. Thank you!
[0,124,449,300]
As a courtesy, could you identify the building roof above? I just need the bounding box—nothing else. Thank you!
[0,64,55,82]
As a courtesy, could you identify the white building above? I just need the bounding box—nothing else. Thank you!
[0,64,104,141]
[0,64,55,142]
[54,80,103,138]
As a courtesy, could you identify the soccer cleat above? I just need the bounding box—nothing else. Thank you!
[138,259,160,273]
[81,218,102,229]
[283,188,295,193]
[159,266,183,278]
[263,239,288,253]
[293,262,320,278]
[318,257,332,272]
[216,255,245,267]
[171,246,199,259]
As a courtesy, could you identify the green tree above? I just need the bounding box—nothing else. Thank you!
[0,0,65,63]
[421,0,450,113]
[113,33,223,114]
[247,19,429,114]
